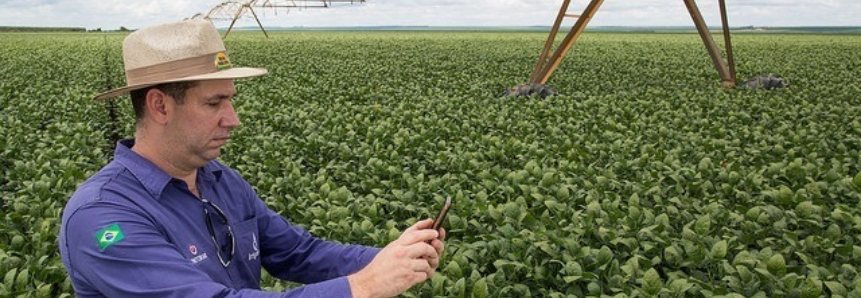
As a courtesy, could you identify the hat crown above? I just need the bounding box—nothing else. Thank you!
[122,19,226,71]
[93,19,267,100]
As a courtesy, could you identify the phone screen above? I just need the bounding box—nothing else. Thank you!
[432,196,452,232]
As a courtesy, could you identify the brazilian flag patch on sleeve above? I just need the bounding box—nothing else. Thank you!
[95,223,125,251]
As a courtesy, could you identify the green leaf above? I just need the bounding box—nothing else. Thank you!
[725,276,743,292]
[698,157,713,172]
[655,213,670,230]
[824,281,847,297]
[472,278,488,298]
[535,241,555,255]
[766,254,786,276]
[10,235,24,250]
[695,214,711,235]
[825,224,842,240]
[665,246,682,267]
[586,201,602,217]
[629,193,640,207]
[14,268,28,291]
[565,261,583,276]
[453,278,466,297]
[667,278,692,294]
[556,186,570,200]
[514,283,532,297]
[597,245,613,266]
[431,273,445,294]
[493,260,525,271]
[36,283,52,297]
[445,260,463,279]
[711,240,728,259]
[679,227,699,243]
[4,268,16,291]
[737,265,755,283]
[642,268,663,296]
[801,278,822,298]
[319,182,330,196]
[745,206,761,221]
[587,282,602,295]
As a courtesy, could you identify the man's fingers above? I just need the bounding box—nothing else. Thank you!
[399,227,439,244]
[409,258,432,272]
[429,233,445,254]
[405,241,439,259]
[410,259,435,282]
[405,218,434,233]
[427,255,440,271]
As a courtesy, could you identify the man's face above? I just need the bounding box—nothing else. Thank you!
[164,79,240,168]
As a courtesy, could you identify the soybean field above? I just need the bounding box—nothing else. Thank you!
[1,30,861,297]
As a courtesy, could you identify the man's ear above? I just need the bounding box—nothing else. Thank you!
[145,88,170,125]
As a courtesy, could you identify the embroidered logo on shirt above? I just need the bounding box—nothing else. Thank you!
[191,253,208,264]
[189,244,198,255]
[95,223,125,251]
[248,234,260,261]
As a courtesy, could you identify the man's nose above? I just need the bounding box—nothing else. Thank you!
[221,101,241,129]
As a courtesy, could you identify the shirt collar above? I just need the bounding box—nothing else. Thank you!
[114,139,224,199]
[200,161,224,183]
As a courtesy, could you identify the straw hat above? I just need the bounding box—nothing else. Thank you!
[94,19,268,100]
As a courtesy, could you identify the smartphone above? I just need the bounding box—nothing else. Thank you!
[431,196,452,232]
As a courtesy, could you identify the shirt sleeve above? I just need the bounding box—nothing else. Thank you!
[253,198,382,284]
[62,200,365,298]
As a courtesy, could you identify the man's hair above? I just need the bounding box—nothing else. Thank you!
[130,81,199,121]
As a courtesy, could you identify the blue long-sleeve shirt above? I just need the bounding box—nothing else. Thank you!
[60,139,380,297]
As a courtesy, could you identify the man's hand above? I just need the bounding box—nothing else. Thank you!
[348,219,446,298]
[427,223,446,274]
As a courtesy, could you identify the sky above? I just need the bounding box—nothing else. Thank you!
[1,0,858,30]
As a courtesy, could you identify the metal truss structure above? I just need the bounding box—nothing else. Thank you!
[528,0,741,90]
[192,0,366,38]
[188,0,779,90]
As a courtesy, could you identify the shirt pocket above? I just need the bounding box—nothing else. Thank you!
[232,216,262,288]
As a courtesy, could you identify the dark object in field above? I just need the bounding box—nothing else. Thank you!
[741,74,787,90]
[503,83,558,98]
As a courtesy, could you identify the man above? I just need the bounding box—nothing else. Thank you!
[59,19,445,298]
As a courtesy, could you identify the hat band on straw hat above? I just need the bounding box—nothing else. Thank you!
[125,52,232,86]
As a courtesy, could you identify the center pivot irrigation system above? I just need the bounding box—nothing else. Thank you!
[506,0,786,96]
[189,0,786,95]
[191,0,365,39]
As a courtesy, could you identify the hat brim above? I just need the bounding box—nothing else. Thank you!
[93,67,268,100]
